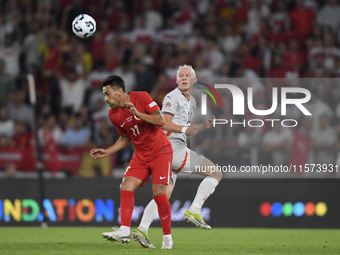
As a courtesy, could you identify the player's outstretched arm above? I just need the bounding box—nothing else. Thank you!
[163,113,198,136]
[125,102,165,127]
[90,134,131,159]
[192,115,215,132]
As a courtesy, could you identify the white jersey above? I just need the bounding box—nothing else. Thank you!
[162,88,196,144]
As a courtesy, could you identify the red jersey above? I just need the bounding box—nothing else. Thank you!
[42,47,61,73]
[290,8,315,38]
[108,91,172,162]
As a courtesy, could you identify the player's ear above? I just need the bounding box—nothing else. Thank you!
[191,77,197,84]
[117,87,124,95]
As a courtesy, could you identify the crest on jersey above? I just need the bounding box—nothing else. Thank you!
[165,101,172,109]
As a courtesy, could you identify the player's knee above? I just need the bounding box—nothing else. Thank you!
[211,168,223,182]
[152,188,163,197]
[120,176,143,192]
[120,179,136,192]
[120,181,130,191]
[152,184,166,197]
[165,180,174,199]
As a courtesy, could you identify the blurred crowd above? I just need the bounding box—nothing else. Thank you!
[1,0,340,177]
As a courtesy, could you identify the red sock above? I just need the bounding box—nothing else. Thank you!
[154,194,171,235]
[120,190,134,227]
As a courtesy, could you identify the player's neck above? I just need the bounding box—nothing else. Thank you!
[179,87,192,100]
[120,93,130,108]
[182,90,191,100]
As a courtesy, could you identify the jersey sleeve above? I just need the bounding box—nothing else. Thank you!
[142,92,160,114]
[109,112,126,136]
[162,94,177,116]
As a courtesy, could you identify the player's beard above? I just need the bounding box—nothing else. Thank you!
[107,101,116,109]
[109,96,121,109]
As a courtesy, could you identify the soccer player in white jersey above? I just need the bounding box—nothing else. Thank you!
[132,65,222,248]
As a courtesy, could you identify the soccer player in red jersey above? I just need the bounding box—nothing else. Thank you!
[90,75,173,249]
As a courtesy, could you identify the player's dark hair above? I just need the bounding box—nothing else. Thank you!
[102,75,126,92]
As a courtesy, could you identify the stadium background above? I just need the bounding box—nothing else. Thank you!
[0,0,340,228]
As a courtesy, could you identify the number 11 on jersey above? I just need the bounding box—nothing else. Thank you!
[130,125,140,136]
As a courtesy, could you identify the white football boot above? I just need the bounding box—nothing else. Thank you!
[161,235,174,249]
[102,227,131,243]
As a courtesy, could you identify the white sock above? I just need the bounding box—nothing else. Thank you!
[138,199,158,234]
[189,176,219,213]
[120,225,130,233]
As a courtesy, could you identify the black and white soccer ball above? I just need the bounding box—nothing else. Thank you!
[72,14,96,39]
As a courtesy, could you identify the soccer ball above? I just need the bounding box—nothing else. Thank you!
[72,14,96,39]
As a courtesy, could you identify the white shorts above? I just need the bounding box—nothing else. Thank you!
[170,139,205,185]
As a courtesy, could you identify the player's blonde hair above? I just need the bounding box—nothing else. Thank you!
[176,64,196,78]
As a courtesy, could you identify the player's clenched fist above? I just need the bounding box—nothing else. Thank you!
[125,102,140,116]
[90,148,109,159]
[189,125,199,136]
[204,115,215,129]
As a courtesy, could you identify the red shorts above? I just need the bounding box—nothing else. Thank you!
[123,152,173,186]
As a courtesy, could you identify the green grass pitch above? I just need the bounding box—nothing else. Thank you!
[1,227,340,254]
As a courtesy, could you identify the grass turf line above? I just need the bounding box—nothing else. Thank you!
[0,227,340,254]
